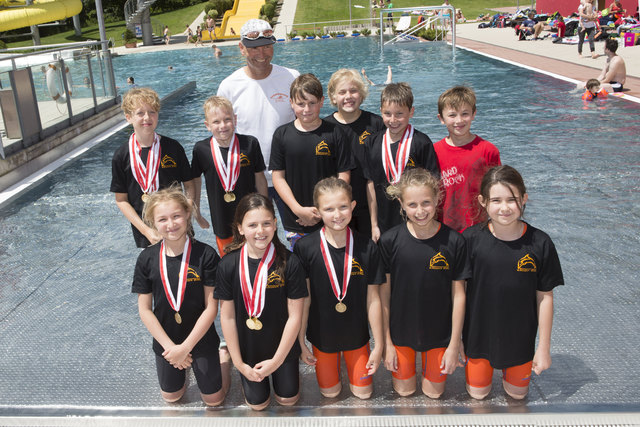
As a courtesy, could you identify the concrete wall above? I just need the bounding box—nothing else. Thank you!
[536,0,637,16]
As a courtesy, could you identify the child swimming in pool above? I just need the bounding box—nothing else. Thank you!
[582,78,608,101]
[324,68,386,237]
[132,186,230,405]
[463,165,564,400]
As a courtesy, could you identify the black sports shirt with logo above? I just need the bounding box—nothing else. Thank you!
[214,249,308,366]
[462,223,564,369]
[362,129,440,234]
[269,120,355,233]
[132,239,221,357]
[294,230,385,353]
[111,135,193,247]
[379,223,469,351]
[191,134,266,239]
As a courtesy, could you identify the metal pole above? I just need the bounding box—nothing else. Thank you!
[349,0,352,30]
[94,0,116,98]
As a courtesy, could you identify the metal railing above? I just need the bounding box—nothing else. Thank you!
[379,5,455,53]
[124,0,158,25]
[0,40,118,159]
[284,18,380,37]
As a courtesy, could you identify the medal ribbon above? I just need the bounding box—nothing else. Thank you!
[319,227,353,303]
[129,133,161,194]
[382,124,414,184]
[239,242,276,319]
[210,134,241,193]
[159,237,192,314]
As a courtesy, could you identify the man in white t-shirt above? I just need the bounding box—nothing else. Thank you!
[217,19,300,189]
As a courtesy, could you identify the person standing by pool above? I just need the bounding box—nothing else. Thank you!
[578,0,599,59]
[217,19,300,198]
[206,15,216,42]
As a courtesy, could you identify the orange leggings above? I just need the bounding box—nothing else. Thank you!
[465,358,532,388]
[216,236,233,256]
[312,344,372,389]
[392,346,447,383]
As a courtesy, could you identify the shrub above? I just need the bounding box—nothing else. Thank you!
[123,28,137,43]
[361,28,371,36]
[260,2,276,19]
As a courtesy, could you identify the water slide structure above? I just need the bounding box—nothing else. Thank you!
[0,0,81,33]
[202,0,263,41]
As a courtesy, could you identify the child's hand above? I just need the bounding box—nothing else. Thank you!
[532,347,551,375]
[367,346,383,376]
[146,227,163,245]
[254,358,279,379]
[440,344,461,375]
[196,215,210,229]
[300,343,317,366]
[295,206,321,227]
[163,344,192,369]
[239,363,262,382]
[371,226,381,243]
[384,343,398,372]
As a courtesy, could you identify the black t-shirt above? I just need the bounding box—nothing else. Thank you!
[462,223,564,369]
[269,120,355,233]
[214,248,308,366]
[191,134,266,239]
[324,111,385,216]
[363,128,440,234]
[293,229,385,353]
[379,223,470,351]
[111,135,193,247]
[132,239,221,356]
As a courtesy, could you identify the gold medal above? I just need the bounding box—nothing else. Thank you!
[223,191,236,203]
[246,317,255,330]
[253,317,263,331]
[141,193,150,203]
[335,302,347,313]
[175,312,182,324]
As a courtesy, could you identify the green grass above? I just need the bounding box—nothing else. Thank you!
[294,0,522,26]
[4,2,205,48]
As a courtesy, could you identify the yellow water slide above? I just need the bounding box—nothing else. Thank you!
[202,0,265,41]
[0,0,82,33]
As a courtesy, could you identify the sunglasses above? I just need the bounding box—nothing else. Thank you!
[243,29,274,40]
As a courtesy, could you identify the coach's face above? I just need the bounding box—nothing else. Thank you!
[239,43,274,77]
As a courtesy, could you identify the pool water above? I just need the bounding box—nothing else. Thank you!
[0,37,639,413]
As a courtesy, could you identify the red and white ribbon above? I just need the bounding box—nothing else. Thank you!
[210,134,240,193]
[382,124,414,184]
[239,243,276,320]
[159,237,192,313]
[129,132,161,195]
[319,227,353,303]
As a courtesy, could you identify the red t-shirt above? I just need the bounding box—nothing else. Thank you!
[434,135,501,232]
[557,20,566,38]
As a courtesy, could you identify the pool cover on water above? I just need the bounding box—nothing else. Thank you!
[0,38,639,422]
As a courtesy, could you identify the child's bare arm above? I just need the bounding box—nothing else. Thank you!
[115,193,161,244]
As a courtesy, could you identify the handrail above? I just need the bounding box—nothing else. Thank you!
[379,5,455,53]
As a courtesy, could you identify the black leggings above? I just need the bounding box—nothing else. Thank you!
[578,26,596,54]
[155,352,222,395]
[240,358,300,406]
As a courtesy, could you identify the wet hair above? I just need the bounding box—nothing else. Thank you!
[381,82,413,109]
[225,193,288,275]
[290,73,324,102]
[586,78,601,90]
[121,87,160,116]
[142,185,194,238]
[437,85,477,116]
[313,177,353,208]
[478,165,527,220]
[327,69,368,107]
[386,168,442,220]
[605,38,618,53]
[203,95,234,118]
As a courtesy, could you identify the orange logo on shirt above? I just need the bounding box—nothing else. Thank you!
[429,252,449,270]
[267,271,284,288]
[315,141,331,156]
[240,153,251,167]
[407,157,416,167]
[359,130,372,145]
[271,92,289,103]
[161,155,177,168]
[517,254,537,272]
[351,259,364,276]
[187,267,201,282]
